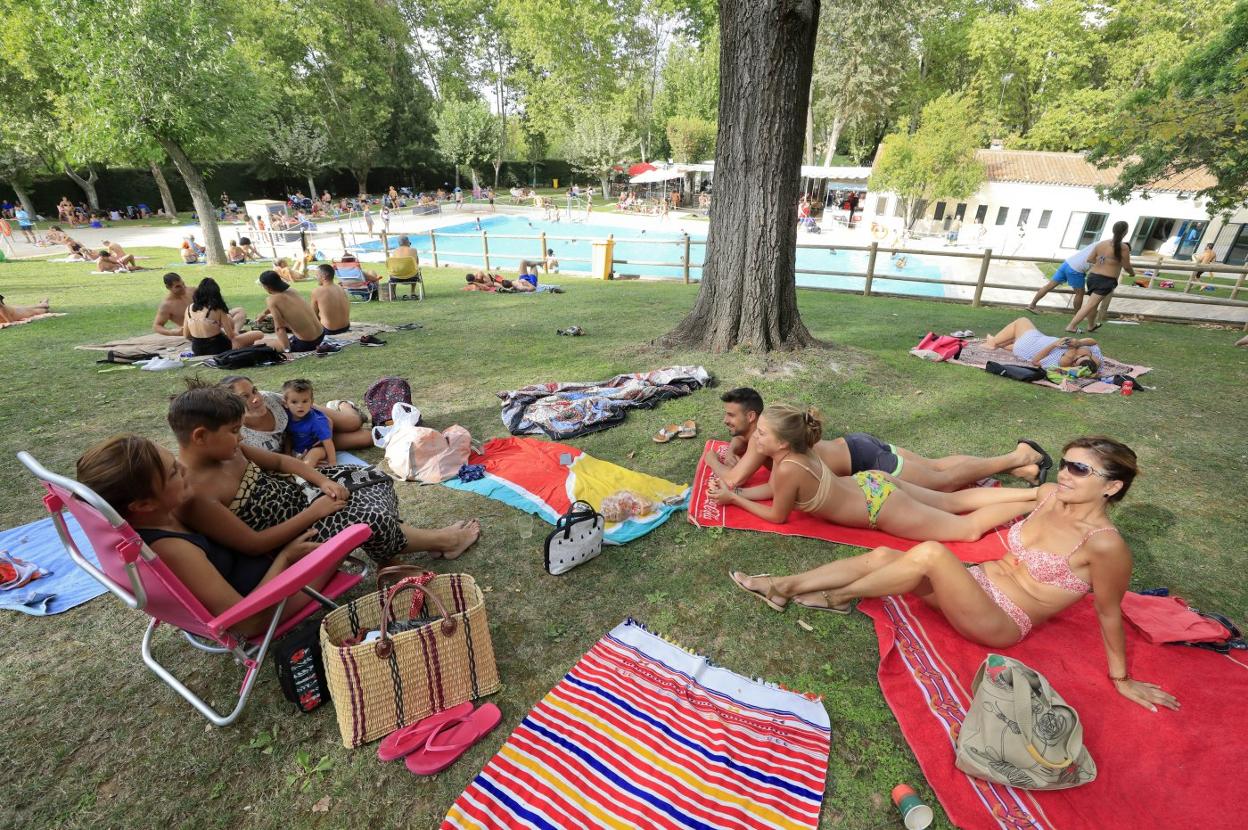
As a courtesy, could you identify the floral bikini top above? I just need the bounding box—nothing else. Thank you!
[1006,491,1116,594]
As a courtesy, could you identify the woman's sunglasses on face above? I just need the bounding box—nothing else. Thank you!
[1059,458,1111,479]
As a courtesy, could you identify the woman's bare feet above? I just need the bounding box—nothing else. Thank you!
[435,519,480,560]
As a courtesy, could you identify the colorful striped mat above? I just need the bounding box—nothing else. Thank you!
[442,619,831,829]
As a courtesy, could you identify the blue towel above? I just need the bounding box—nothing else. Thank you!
[336,451,369,467]
[0,514,106,616]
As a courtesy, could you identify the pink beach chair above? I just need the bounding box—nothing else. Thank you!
[18,451,370,727]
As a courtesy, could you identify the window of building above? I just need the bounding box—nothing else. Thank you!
[933,202,946,221]
[1038,210,1052,229]
[1226,224,1248,266]
[1017,209,1031,226]
[1060,211,1108,248]
[875,196,888,215]
[995,206,1009,225]
[974,204,988,223]
[954,203,967,220]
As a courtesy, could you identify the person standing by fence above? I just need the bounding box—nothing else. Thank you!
[1066,221,1136,333]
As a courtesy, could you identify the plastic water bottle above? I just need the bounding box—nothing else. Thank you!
[1122,379,1134,396]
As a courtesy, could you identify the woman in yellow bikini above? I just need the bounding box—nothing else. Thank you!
[708,404,1039,541]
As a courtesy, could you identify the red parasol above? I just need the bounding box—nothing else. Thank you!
[627,162,656,177]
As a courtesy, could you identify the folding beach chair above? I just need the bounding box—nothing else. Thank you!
[18,451,370,727]
[384,255,424,301]
[333,260,377,302]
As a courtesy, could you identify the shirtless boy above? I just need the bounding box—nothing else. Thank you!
[705,387,1048,492]
[154,272,245,337]
[257,269,326,352]
[311,264,351,335]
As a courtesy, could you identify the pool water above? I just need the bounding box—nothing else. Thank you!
[352,215,945,297]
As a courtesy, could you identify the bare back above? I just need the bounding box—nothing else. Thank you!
[312,283,350,331]
[185,306,228,338]
[267,290,322,341]
[155,294,189,333]
[1087,240,1131,277]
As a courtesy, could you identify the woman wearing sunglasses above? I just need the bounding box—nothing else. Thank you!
[730,436,1178,712]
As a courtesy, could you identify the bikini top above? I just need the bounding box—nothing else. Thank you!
[1007,491,1115,594]
[780,456,834,513]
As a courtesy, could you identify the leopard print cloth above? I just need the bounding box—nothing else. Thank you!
[228,462,406,564]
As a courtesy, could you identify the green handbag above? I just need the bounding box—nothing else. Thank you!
[955,654,1097,790]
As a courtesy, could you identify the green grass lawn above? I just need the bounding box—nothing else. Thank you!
[1,252,1245,828]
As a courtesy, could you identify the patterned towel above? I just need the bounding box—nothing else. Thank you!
[950,339,1151,394]
[443,619,831,830]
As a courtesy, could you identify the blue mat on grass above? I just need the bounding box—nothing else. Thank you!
[0,514,105,616]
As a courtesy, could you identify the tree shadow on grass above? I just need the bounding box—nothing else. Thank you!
[1113,503,1177,569]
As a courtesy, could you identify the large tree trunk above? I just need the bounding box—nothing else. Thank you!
[149,162,178,219]
[156,136,227,265]
[804,99,816,166]
[9,182,36,219]
[306,173,317,200]
[64,164,100,211]
[659,0,820,353]
[821,112,845,167]
[353,167,370,196]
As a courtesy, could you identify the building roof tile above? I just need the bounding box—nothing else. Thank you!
[976,149,1216,192]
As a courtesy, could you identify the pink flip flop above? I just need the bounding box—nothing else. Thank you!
[405,703,502,776]
[376,701,474,762]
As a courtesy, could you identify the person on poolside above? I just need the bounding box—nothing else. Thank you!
[184,278,265,356]
[708,388,1050,493]
[311,263,351,336]
[1067,221,1137,333]
[68,242,98,262]
[76,435,333,636]
[463,272,502,291]
[222,375,373,452]
[985,318,1103,374]
[1028,241,1096,313]
[180,238,200,264]
[498,278,534,293]
[391,234,415,260]
[169,382,480,564]
[238,237,261,261]
[256,269,326,353]
[729,436,1179,713]
[153,272,245,338]
[272,258,304,283]
[710,404,1040,542]
[0,294,52,324]
[103,239,137,267]
[338,254,382,287]
[96,249,142,273]
[227,240,246,264]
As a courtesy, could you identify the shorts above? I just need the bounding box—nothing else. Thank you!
[289,332,325,352]
[519,273,537,287]
[1050,262,1086,290]
[19,223,33,231]
[190,333,232,356]
[1085,274,1118,296]
[323,324,350,336]
[844,433,903,476]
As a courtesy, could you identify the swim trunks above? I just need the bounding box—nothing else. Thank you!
[289,332,325,353]
[844,433,903,476]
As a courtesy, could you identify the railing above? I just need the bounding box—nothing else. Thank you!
[269,225,1248,328]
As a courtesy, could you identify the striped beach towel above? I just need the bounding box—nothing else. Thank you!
[442,619,831,829]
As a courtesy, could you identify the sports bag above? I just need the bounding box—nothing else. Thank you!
[956,654,1096,790]
[544,500,605,575]
[985,360,1046,383]
[272,620,330,713]
[364,377,412,426]
[204,344,287,369]
[911,331,965,361]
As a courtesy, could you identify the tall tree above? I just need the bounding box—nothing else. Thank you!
[869,94,986,228]
[20,0,272,264]
[563,107,637,195]
[268,118,332,199]
[1089,0,1248,214]
[660,0,820,353]
[435,98,498,188]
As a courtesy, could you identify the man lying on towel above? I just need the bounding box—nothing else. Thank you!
[707,387,1049,491]
[729,435,1179,713]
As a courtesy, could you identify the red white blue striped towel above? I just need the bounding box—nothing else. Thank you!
[442,619,830,829]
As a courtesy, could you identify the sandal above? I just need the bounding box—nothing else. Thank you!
[1017,439,1052,486]
[677,419,697,439]
[405,703,502,776]
[377,701,474,762]
[793,591,854,614]
[729,570,787,612]
[653,424,680,443]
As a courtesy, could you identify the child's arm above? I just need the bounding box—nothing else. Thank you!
[302,444,328,467]
[240,443,348,500]
[320,438,336,466]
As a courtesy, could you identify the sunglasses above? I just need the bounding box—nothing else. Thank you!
[1059,458,1111,479]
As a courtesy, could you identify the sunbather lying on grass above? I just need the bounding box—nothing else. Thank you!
[0,294,52,324]
[708,387,1049,491]
[708,404,1039,542]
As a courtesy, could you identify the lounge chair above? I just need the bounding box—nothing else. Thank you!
[18,451,370,727]
[334,260,377,302]
[384,255,424,301]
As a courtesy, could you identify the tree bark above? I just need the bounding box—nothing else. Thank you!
[306,173,317,200]
[804,98,816,166]
[155,136,227,265]
[353,167,370,196]
[9,182,36,219]
[64,164,100,211]
[659,0,820,353]
[149,162,178,219]
[821,112,845,167]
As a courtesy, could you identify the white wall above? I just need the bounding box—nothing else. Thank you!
[868,181,1228,261]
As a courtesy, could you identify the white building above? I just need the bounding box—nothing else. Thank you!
[866,148,1248,264]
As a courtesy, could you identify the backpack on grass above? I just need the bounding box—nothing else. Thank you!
[204,345,287,369]
[985,361,1046,383]
[364,377,412,426]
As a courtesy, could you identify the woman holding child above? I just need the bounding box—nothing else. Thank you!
[223,376,373,452]
[729,434,1177,711]
[710,404,1040,543]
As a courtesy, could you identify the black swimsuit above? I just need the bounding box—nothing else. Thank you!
[137,527,271,595]
[190,333,232,355]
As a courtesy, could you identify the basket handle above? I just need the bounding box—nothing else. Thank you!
[374,577,455,659]
[376,564,429,593]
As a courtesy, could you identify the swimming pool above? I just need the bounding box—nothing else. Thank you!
[352,216,945,297]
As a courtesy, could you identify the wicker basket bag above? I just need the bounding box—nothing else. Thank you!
[320,568,500,748]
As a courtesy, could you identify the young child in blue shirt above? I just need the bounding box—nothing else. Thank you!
[283,379,335,466]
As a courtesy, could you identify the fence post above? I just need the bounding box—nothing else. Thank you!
[1231,268,1245,302]
[864,242,878,296]
[381,231,390,260]
[540,231,548,273]
[482,231,491,272]
[338,228,347,253]
[429,230,439,268]
[682,232,691,284]
[972,248,992,307]
[268,230,278,261]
